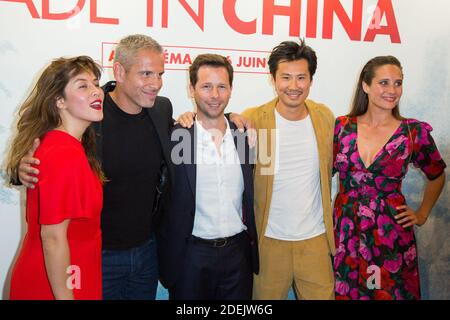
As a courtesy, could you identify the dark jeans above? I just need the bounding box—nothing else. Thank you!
[102,234,158,300]
[169,231,253,300]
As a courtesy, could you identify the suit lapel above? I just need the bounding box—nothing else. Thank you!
[230,121,251,191]
[305,102,325,171]
[258,100,276,243]
[147,101,171,168]
[229,120,253,225]
[183,125,197,198]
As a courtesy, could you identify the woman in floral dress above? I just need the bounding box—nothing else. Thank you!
[333,56,446,300]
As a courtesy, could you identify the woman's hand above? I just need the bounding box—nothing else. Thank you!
[394,205,427,228]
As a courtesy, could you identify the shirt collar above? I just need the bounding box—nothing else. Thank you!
[195,116,233,143]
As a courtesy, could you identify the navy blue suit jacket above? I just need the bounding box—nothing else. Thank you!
[157,116,259,289]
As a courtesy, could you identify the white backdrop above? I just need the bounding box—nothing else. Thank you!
[1,0,449,299]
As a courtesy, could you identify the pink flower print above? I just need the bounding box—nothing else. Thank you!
[402,269,420,298]
[359,205,375,231]
[353,171,372,185]
[359,241,373,261]
[336,152,347,163]
[350,288,359,300]
[373,247,381,257]
[404,246,417,266]
[347,236,359,258]
[361,219,374,232]
[350,151,363,170]
[358,205,375,220]
[383,253,403,273]
[361,185,378,199]
[430,149,443,162]
[421,121,432,132]
[339,217,355,242]
[398,229,414,246]
[335,152,349,173]
[394,289,404,300]
[336,280,350,295]
[348,189,359,199]
[386,193,404,209]
[341,133,356,154]
[414,152,425,164]
[375,176,397,192]
[369,199,378,211]
[370,198,385,212]
[417,123,432,145]
[377,215,398,249]
[334,243,346,268]
[385,135,408,156]
[348,270,359,280]
[382,159,404,177]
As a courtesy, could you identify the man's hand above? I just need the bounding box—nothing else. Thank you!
[229,113,256,148]
[175,111,257,148]
[19,138,41,189]
[175,111,196,128]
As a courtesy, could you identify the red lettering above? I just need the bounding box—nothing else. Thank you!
[108,49,115,62]
[179,0,204,31]
[3,0,40,18]
[182,54,192,65]
[223,0,256,35]
[262,0,301,37]
[323,0,363,41]
[162,0,168,28]
[42,0,85,20]
[152,0,202,29]
[364,0,401,43]
[306,0,318,38]
[256,57,266,68]
[171,53,182,64]
[164,52,192,65]
[90,0,119,24]
[147,0,154,26]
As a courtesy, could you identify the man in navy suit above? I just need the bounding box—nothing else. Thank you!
[157,54,259,300]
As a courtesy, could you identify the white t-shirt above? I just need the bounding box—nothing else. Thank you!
[265,110,325,241]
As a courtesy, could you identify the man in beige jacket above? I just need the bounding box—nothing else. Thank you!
[242,40,335,300]
[176,40,336,299]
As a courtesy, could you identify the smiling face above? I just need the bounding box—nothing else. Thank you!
[190,65,232,121]
[115,48,165,111]
[273,58,312,111]
[363,64,403,112]
[57,70,104,125]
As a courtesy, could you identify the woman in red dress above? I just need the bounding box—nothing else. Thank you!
[6,56,104,300]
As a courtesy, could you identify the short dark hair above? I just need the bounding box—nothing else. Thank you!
[268,39,317,80]
[189,54,234,87]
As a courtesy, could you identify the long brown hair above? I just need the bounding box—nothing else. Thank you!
[348,55,405,120]
[5,56,104,184]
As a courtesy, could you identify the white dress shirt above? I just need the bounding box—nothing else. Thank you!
[192,118,246,239]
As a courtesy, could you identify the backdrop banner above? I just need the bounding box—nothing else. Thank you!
[1,0,448,299]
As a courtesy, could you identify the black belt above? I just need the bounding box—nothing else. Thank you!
[191,232,243,248]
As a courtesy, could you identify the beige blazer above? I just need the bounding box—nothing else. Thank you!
[243,97,336,255]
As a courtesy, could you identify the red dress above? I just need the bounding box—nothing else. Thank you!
[10,130,103,300]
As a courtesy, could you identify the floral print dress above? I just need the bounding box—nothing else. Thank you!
[332,116,446,300]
